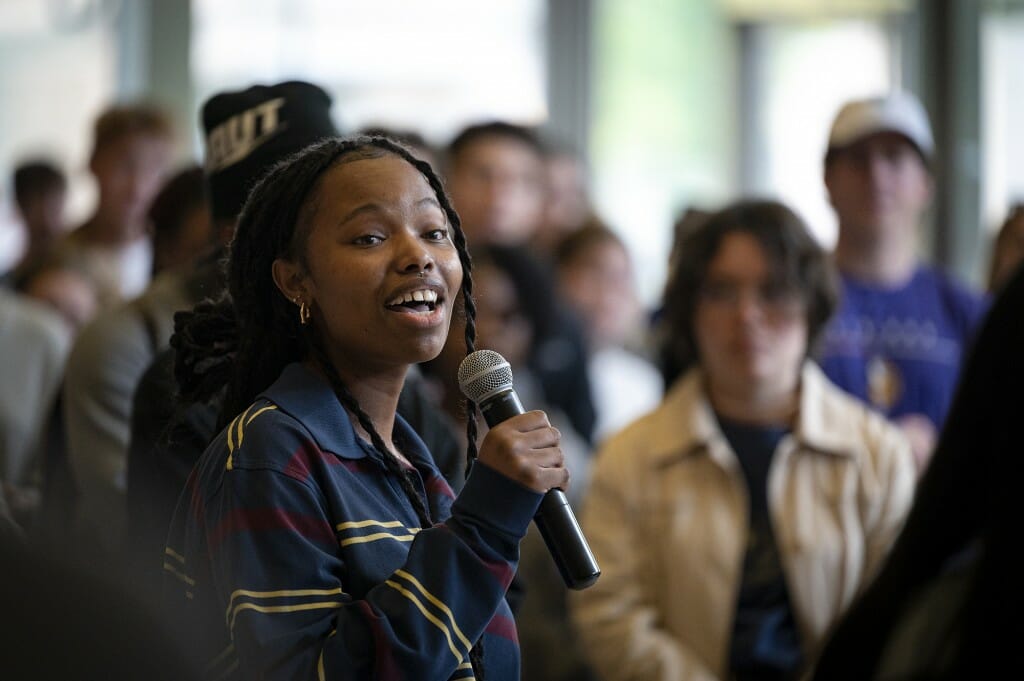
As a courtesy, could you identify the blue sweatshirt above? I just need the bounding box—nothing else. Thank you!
[818,266,986,431]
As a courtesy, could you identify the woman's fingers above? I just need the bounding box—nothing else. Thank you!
[476,410,568,494]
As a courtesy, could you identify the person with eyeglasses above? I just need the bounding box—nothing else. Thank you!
[570,200,915,681]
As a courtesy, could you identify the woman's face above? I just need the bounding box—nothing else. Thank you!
[277,154,463,379]
[693,231,808,397]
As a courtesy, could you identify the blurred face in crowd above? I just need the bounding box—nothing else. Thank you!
[431,258,532,397]
[825,132,932,247]
[472,261,533,368]
[694,231,808,399]
[543,152,590,233]
[153,204,215,275]
[91,132,173,228]
[447,136,545,247]
[19,188,66,248]
[558,236,639,351]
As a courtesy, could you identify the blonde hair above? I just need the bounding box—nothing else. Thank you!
[92,104,173,155]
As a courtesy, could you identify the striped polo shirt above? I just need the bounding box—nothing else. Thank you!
[164,362,542,680]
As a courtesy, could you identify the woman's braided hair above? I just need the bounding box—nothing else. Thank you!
[171,135,485,675]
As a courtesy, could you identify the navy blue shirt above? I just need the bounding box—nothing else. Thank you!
[164,363,542,680]
[718,414,803,681]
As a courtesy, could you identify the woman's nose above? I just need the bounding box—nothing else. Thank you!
[395,232,433,273]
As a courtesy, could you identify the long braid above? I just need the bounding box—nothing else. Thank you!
[450,197,479,471]
[306,333,434,528]
[355,137,481,472]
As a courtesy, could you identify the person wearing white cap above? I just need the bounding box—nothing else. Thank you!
[817,92,986,472]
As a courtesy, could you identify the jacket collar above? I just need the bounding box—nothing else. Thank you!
[259,362,430,465]
[651,361,858,468]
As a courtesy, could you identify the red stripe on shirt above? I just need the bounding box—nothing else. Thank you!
[283,439,330,481]
[479,555,516,590]
[207,507,336,549]
[423,470,456,500]
[485,611,519,644]
[356,600,402,681]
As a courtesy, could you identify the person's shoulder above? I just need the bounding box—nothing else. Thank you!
[218,398,309,471]
[65,297,153,376]
[916,265,988,331]
[807,363,912,466]
[0,288,63,332]
[190,398,310,496]
[914,265,980,302]
[0,290,70,358]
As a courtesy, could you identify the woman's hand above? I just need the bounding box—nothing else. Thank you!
[475,410,569,495]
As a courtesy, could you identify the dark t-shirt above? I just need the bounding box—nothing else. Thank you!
[718,414,803,681]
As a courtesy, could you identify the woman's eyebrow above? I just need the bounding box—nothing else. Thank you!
[337,196,442,227]
[414,196,442,211]
[336,202,384,227]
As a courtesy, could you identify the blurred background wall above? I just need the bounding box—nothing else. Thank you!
[1,0,1022,302]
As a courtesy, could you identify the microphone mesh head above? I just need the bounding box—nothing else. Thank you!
[458,350,514,403]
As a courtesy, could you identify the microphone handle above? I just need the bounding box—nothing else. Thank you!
[478,390,601,590]
[535,488,601,590]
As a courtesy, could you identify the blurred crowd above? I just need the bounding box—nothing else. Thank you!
[0,80,1019,680]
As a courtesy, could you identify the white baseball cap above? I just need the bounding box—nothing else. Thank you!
[826,92,935,161]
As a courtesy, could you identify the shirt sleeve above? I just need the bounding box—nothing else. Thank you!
[63,305,153,553]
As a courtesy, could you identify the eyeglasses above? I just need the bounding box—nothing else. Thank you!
[697,279,805,318]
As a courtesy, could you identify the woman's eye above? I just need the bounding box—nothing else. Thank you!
[353,234,384,246]
[425,228,449,241]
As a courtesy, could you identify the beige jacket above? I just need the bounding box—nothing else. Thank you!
[570,362,915,681]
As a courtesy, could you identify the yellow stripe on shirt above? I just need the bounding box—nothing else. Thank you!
[393,568,471,653]
[246,404,277,426]
[384,579,466,664]
[336,519,406,531]
[238,404,275,448]
[317,630,338,681]
[163,561,196,587]
[226,403,277,470]
[225,586,346,627]
[340,531,418,547]
[229,601,346,639]
[234,404,255,449]
[225,410,245,469]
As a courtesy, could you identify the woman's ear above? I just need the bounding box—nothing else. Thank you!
[272,257,310,304]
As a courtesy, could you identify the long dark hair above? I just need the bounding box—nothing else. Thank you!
[171,135,487,675]
[659,199,838,386]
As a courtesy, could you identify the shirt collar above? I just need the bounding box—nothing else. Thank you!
[651,361,856,468]
[259,362,431,465]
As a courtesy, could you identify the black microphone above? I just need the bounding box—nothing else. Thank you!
[458,349,600,590]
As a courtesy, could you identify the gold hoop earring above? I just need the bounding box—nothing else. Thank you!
[295,298,311,325]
